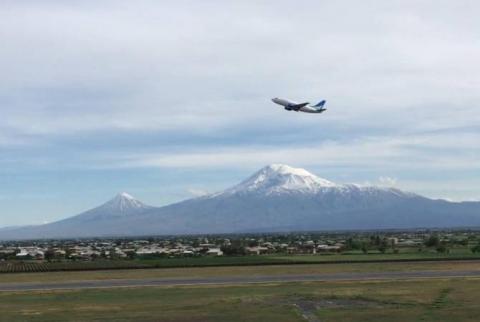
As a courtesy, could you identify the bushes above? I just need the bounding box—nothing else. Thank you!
[220,244,246,256]
[425,235,440,247]
[436,244,449,254]
[471,244,480,253]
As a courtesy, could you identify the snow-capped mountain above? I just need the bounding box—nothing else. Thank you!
[104,192,151,213]
[0,164,479,239]
[64,192,153,222]
[0,193,153,239]
[219,164,337,196]
[216,164,416,199]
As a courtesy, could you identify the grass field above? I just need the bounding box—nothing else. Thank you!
[1,260,479,321]
[135,248,480,267]
[1,277,480,321]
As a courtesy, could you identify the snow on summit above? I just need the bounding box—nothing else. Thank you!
[267,164,314,176]
[221,164,337,195]
[118,192,135,199]
[103,192,150,213]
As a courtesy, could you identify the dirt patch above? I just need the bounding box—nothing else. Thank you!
[20,310,42,316]
[292,300,321,322]
[74,305,123,311]
[283,297,389,322]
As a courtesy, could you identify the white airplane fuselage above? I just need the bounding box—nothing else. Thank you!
[271,97,327,113]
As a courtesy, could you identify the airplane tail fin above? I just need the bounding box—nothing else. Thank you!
[313,100,326,108]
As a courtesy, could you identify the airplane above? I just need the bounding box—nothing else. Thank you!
[271,97,327,113]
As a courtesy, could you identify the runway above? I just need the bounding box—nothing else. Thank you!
[1,269,479,292]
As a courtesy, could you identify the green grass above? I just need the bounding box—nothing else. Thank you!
[138,250,480,268]
[1,277,480,321]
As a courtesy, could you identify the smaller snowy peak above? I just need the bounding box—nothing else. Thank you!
[118,192,135,200]
[102,192,151,213]
[220,164,337,196]
[58,192,154,223]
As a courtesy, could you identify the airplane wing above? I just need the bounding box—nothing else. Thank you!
[290,102,309,111]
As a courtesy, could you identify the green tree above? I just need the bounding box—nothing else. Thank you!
[125,250,136,260]
[425,235,440,247]
[361,242,368,254]
[390,238,396,251]
[378,238,388,253]
[471,243,480,253]
[220,244,246,256]
[44,249,56,262]
[458,239,468,246]
[436,243,449,253]
[248,240,259,247]
[345,238,361,250]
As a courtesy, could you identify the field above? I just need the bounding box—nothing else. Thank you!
[2,247,480,274]
[1,276,480,321]
[0,260,479,284]
[2,252,480,321]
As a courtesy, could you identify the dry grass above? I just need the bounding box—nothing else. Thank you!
[0,278,480,321]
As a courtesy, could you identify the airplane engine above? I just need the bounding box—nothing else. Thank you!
[284,107,291,111]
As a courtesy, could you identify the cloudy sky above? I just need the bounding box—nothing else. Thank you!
[1,1,479,226]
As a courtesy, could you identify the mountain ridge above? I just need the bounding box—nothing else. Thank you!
[1,164,479,240]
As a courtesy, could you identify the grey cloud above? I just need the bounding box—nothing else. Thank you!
[1,1,479,137]
[0,0,479,203]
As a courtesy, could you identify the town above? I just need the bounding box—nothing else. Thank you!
[1,229,480,262]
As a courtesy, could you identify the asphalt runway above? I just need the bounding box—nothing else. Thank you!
[0,270,480,292]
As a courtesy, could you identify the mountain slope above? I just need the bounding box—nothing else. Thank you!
[1,165,479,239]
[128,166,479,235]
[0,193,153,239]
[58,192,153,223]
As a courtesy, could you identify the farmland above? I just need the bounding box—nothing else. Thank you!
[2,248,480,274]
[0,259,478,284]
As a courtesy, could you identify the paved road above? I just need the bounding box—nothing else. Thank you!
[1,270,479,292]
